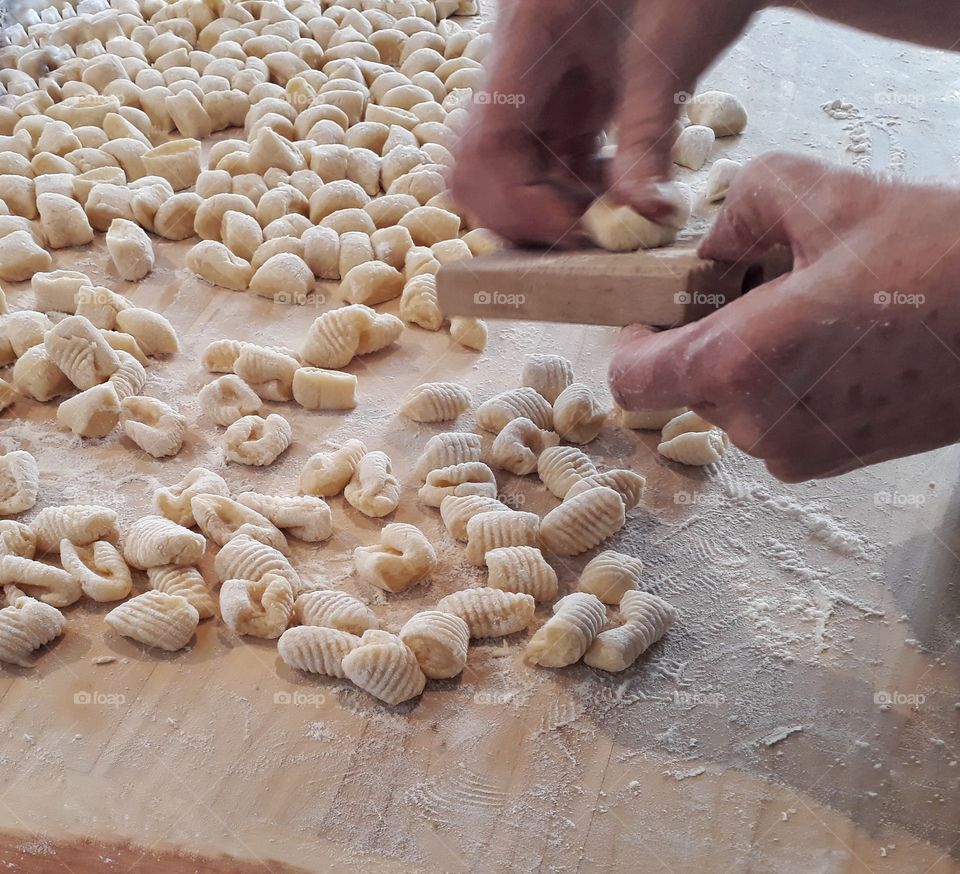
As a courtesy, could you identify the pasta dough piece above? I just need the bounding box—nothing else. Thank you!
[233,345,299,402]
[341,629,427,705]
[465,510,540,567]
[123,515,206,570]
[418,462,497,507]
[44,315,120,390]
[119,396,187,458]
[400,381,471,422]
[186,240,254,291]
[37,192,95,248]
[537,446,599,499]
[31,505,120,553]
[0,521,35,559]
[292,367,357,410]
[578,550,644,604]
[294,589,378,635]
[477,387,553,434]
[0,595,65,667]
[235,493,333,543]
[190,495,287,552]
[526,592,607,668]
[439,494,511,542]
[114,308,179,356]
[553,383,608,444]
[104,590,199,651]
[248,253,314,303]
[541,487,626,557]
[489,417,560,476]
[60,539,132,602]
[486,546,558,603]
[278,625,360,677]
[300,304,403,369]
[344,450,400,518]
[107,351,148,401]
[354,522,437,592]
[0,556,82,607]
[399,273,443,331]
[1,312,51,363]
[57,383,122,438]
[153,468,229,527]
[703,158,741,204]
[0,378,14,412]
[214,534,300,591]
[106,218,155,280]
[223,414,292,466]
[75,285,131,330]
[582,186,690,252]
[522,353,573,404]
[414,432,481,481]
[341,260,405,306]
[32,270,88,314]
[436,588,535,639]
[220,573,295,639]
[0,450,40,516]
[584,589,678,671]
[13,347,72,402]
[199,375,262,426]
[671,124,715,170]
[616,404,687,431]
[686,90,748,136]
[300,439,368,498]
[146,565,215,620]
[0,231,52,281]
[563,469,645,509]
[399,610,469,679]
[658,411,729,466]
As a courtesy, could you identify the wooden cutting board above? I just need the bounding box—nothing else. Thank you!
[436,244,794,327]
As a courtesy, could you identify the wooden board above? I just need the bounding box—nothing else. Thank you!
[2,10,960,874]
[436,245,793,327]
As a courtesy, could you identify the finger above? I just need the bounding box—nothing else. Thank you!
[609,0,755,217]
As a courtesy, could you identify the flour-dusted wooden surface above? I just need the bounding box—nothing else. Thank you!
[2,8,960,874]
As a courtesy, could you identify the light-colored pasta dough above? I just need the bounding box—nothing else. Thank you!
[104,590,199,652]
[526,592,606,668]
[354,523,437,592]
[584,589,678,672]
[436,588,535,639]
[341,629,427,705]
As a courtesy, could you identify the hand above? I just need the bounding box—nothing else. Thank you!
[451,0,758,246]
[609,151,960,481]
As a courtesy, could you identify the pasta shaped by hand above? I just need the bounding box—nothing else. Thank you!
[537,446,598,499]
[399,610,469,679]
[31,505,120,553]
[439,494,511,542]
[344,450,400,518]
[553,383,608,445]
[0,450,40,516]
[233,344,299,402]
[565,469,646,510]
[657,411,729,466]
[465,510,540,567]
[0,521,35,559]
[198,375,262,426]
[214,533,300,591]
[153,467,229,527]
[60,539,132,602]
[354,523,437,593]
[477,387,553,434]
[578,551,644,605]
[616,404,687,431]
[147,565,216,620]
[123,515,206,569]
[436,588,535,639]
[414,431,481,480]
[299,439,368,498]
[190,494,288,552]
[489,417,559,476]
[526,592,606,668]
[341,629,426,705]
[56,383,121,438]
[0,595,65,667]
[540,487,626,557]
[278,625,360,677]
[486,546,558,602]
[417,462,497,507]
[448,316,487,352]
[301,304,403,369]
[44,314,120,390]
[119,395,187,458]
[220,572,295,639]
[400,382,472,422]
[522,354,573,404]
[584,589,678,672]
[294,589,379,635]
[0,555,82,607]
[105,590,200,651]
[223,413,292,466]
[235,493,333,543]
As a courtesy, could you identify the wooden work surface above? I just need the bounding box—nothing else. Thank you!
[2,9,960,874]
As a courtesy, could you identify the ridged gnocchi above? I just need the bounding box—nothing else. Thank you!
[584,589,678,672]
[414,431,481,480]
[31,505,120,553]
[153,468,230,527]
[540,487,626,557]
[123,515,206,570]
[146,565,216,621]
[0,594,65,667]
[294,589,379,636]
[0,450,40,516]
[354,523,437,593]
[537,446,598,499]
[485,546,558,602]
[526,592,607,668]
[341,629,427,705]
[300,439,368,498]
[465,510,540,567]
[399,610,469,679]
[436,588,535,639]
[489,417,559,476]
[522,354,574,404]
[278,625,360,678]
[552,383,608,444]
[477,387,553,434]
[578,551,644,605]
[105,590,200,652]
[400,382,472,422]
[344,450,400,518]
[220,572,295,639]
[235,493,333,543]
[417,462,497,507]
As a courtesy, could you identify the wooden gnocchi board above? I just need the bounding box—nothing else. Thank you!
[2,12,960,874]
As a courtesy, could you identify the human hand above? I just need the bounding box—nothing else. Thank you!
[451,0,759,246]
[609,151,960,481]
